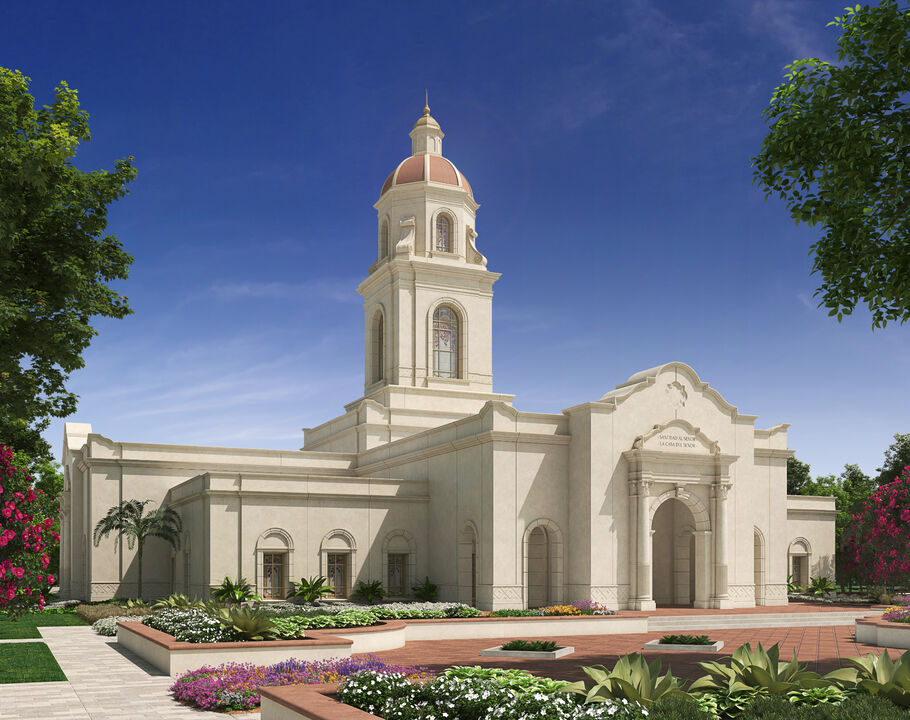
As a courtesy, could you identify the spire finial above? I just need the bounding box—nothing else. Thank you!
[424,89,430,116]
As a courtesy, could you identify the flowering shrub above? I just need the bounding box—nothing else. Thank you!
[170,655,431,711]
[882,606,910,624]
[894,594,910,606]
[339,671,645,720]
[840,465,910,586]
[490,600,617,618]
[0,445,59,613]
[143,609,239,643]
[92,614,152,636]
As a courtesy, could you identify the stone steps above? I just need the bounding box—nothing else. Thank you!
[648,611,873,632]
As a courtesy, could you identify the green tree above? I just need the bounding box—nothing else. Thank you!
[876,432,910,486]
[92,500,182,600]
[752,2,910,328]
[0,67,136,462]
[787,456,813,495]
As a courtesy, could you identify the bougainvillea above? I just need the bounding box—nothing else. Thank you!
[840,465,910,587]
[0,444,59,613]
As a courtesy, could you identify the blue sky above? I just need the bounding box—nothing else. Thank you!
[4,1,908,479]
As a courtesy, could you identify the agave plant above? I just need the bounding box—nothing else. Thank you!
[352,579,387,604]
[210,576,261,604]
[287,575,334,603]
[208,605,277,641]
[563,653,690,708]
[825,649,910,707]
[690,642,827,696]
[152,593,204,610]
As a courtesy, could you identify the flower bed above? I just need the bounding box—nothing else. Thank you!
[855,608,910,649]
[170,655,430,712]
[489,600,616,617]
[116,619,407,676]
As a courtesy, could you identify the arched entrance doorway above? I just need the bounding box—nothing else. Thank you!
[527,526,549,608]
[652,498,697,607]
[458,523,478,607]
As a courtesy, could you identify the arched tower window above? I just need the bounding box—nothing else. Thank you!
[436,215,451,253]
[371,311,384,384]
[379,221,389,259]
[433,306,458,378]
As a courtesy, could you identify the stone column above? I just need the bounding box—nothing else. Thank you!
[633,480,656,610]
[713,482,733,608]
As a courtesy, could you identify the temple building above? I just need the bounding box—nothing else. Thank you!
[59,105,835,609]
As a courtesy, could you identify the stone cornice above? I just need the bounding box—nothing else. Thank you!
[166,489,430,509]
[79,457,357,476]
[754,448,795,460]
[355,430,569,476]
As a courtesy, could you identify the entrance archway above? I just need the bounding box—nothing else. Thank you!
[527,526,549,608]
[652,498,697,607]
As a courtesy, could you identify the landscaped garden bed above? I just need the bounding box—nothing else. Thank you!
[855,606,910,650]
[480,638,575,659]
[256,644,910,720]
[643,633,724,652]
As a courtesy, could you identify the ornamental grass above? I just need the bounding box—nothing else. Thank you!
[169,654,432,711]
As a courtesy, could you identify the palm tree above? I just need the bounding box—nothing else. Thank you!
[93,499,182,600]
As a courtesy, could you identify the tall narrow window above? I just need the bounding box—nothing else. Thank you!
[263,552,286,599]
[327,552,349,597]
[380,221,389,258]
[371,312,384,383]
[433,306,458,378]
[436,215,451,253]
[387,553,408,596]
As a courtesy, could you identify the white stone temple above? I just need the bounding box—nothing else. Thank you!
[59,105,835,609]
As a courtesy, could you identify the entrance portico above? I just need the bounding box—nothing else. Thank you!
[624,420,738,610]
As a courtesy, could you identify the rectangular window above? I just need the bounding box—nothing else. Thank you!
[327,553,348,598]
[387,553,408,596]
[263,552,286,599]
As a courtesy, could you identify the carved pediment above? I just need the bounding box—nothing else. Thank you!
[632,419,719,455]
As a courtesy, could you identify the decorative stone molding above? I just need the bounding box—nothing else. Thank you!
[589,585,619,608]
[491,586,523,602]
[396,216,415,254]
[713,482,732,500]
[466,227,487,266]
[727,584,755,601]
[765,584,788,600]
[649,487,711,532]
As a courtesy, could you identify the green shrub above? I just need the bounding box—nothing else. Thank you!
[152,593,205,610]
[210,576,261,604]
[270,616,309,638]
[806,576,837,597]
[352,580,387,604]
[490,608,542,617]
[661,634,711,645]
[209,605,276,640]
[445,604,482,617]
[690,642,826,695]
[648,695,714,720]
[287,575,334,603]
[442,665,569,694]
[826,649,910,708]
[411,576,438,602]
[565,653,689,708]
[500,639,559,652]
[738,693,910,719]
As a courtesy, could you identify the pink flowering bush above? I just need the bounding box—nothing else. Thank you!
[840,465,910,588]
[0,444,59,613]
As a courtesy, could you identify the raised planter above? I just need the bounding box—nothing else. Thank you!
[116,620,407,677]
[855,615,910,650]
[480,643,574,659]
[643,639,724,652]
[402,613,646,641]
[260,682,372,720]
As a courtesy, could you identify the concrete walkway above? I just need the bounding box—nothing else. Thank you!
[0,626,256,720]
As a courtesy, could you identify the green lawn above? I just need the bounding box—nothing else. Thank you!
[0,642,67,683]
[0,611,87,639]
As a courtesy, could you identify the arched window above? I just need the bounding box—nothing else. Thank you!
[433,306,458,378]
[380,221,389,259]
[436,215,451,253]
[371,311,384,384]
